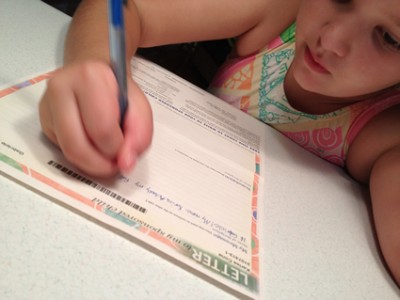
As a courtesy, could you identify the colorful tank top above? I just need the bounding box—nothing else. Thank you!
[209,24,400,167]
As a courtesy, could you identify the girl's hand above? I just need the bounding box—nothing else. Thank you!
[39,60,153,177]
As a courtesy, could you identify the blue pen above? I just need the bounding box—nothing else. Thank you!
[108,0,128,127]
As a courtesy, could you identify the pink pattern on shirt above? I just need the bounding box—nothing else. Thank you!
[211,54,256,88]
[283,127,345,166]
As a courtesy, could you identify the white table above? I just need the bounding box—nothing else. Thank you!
[1,1,399,299]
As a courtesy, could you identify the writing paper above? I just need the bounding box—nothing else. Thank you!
[0,57,267,299]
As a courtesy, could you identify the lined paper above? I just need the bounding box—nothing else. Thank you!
[0,57,267,299]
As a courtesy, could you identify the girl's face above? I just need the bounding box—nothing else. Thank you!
[292,0,400,99]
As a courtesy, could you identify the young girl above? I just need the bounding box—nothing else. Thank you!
[39,0,400,286]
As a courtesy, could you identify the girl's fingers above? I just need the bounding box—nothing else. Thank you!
[41,65,119,177]
[117,79,153,173]
[39,62,154,177]
[75,62,124,160]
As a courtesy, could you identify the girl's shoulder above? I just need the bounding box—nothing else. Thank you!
[346,92,400,183]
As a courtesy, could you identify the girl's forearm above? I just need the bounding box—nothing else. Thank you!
[64,0,141,72]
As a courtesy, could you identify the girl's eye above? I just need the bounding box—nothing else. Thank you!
[332,0,351,4]
[382,31,400,51]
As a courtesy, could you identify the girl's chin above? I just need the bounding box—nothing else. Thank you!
[292,70,325,94]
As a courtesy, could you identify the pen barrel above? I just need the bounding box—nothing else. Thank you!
[108,0,128,126]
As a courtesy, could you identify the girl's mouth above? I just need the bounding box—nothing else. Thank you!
[304,46,330,74]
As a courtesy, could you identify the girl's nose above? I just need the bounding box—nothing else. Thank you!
[319,18,358,57]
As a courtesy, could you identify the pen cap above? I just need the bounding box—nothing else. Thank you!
[110,0,124,27]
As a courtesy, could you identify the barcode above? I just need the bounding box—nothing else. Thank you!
[48,160,147,213]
